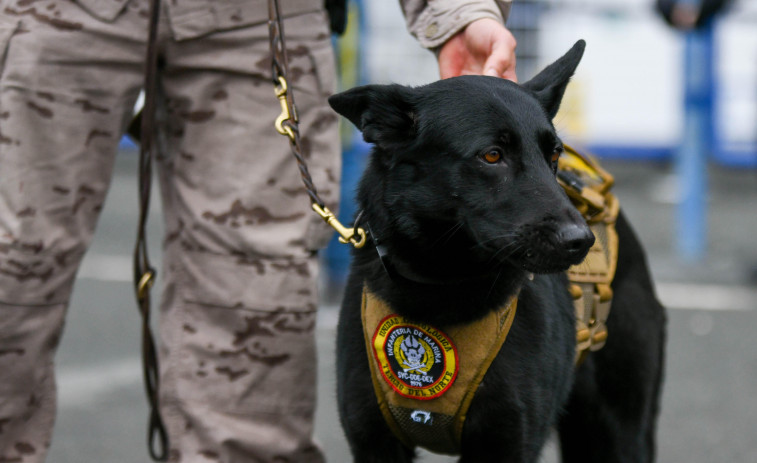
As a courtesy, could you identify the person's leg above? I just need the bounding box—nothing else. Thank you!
[156,9,341,463]
[0,1,145,460]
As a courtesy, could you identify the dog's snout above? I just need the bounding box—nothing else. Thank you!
[558,223,595,258]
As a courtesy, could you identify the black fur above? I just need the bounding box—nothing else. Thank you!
[330,40,666,463]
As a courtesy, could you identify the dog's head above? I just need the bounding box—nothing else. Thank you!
[329,40,593,276]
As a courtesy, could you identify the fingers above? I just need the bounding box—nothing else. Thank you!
[437,34,465,79]
[483,55,517,82]
[436,18,519,81]
[483,57,516,80]
[439,63,457,80]
[483,27,518,82]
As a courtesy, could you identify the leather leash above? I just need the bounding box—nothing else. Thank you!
[133,0,169,459]
[267,0,366,249]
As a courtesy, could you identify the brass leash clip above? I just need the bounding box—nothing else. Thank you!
[274,76,296,140]
[312,203,367,249]
[270,23,365,250]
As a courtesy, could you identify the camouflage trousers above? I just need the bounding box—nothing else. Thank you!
[0,0,340,461]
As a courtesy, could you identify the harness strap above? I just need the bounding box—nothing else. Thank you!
[558,145,619,364]
[362,287,517,454]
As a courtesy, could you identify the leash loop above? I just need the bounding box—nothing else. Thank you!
[267,0,366,248]
[132,0,169,459]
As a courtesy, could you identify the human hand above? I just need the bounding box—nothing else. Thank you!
[437,18,518,82]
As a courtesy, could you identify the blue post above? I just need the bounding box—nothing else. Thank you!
[676,20,715,261]
[324,0,370,288]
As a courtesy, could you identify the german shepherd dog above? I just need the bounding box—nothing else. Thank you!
[329,40,666,463]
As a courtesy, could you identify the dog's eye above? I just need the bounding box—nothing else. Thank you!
[483,150,502,164]
[550,147,562,163]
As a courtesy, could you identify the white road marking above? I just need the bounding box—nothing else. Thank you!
[54,285,752,410]
[76,254,757,312]
[317,306,340,329]
[57,358,142,409]
[655,282,757,311]
[77,254,133,282]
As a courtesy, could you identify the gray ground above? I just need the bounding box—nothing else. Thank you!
[47,151,757,462]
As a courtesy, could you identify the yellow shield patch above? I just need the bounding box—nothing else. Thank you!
[372,314,459,400]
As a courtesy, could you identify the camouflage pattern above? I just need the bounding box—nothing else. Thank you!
[0,0,339,461]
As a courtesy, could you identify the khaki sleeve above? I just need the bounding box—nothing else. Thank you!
[399,0,512,50]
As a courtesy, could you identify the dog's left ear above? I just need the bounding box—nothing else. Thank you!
[523,40,586,119]
[328,84,415,149]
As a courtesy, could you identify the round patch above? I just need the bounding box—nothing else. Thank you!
[372,314,458,400]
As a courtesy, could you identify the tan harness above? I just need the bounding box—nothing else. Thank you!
[362,289,517,454]
[362,146,619,453]
[559,145,619,364]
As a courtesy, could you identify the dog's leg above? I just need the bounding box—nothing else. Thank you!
[458,418,527,463]
[458,413,549,463]
[337,274,417,463]
[557,212,666,463]
[337,350,416,463]
[557,305,665,463]
[344,426,415,463]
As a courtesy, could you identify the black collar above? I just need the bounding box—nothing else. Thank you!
[366,222,494,286]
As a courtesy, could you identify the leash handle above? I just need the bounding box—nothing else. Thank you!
[134,0,170,459]
[267,0,366,249]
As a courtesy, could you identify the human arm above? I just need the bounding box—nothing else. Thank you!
[398,0,517,81]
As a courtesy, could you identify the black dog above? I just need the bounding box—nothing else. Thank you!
[329,40,666,463]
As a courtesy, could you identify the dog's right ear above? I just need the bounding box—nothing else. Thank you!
[328,84,416,149]
[522,39,586,119]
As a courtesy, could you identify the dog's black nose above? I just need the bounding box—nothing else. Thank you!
[557,223,595,258]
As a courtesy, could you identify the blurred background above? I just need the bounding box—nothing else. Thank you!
[49,1,757,462]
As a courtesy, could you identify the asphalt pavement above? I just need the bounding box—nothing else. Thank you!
[46,150,757,462]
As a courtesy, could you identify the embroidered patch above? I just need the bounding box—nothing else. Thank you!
[372,314,458,400]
